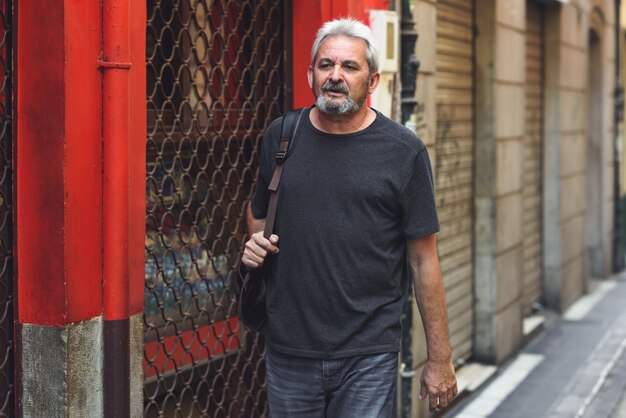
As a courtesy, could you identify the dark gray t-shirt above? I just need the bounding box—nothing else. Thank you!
[251,107,439,359]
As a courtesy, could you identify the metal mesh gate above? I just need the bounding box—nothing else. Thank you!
[0,0,12,416]
[144,0,284,416]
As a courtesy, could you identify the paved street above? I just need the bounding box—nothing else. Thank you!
[448,273,626,418]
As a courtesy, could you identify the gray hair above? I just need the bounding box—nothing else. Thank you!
[310,18,379,74]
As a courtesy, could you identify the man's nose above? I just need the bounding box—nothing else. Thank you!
[329,64,343,81]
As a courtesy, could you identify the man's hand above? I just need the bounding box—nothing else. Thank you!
[241,232,279,268]
[419,359,458,412]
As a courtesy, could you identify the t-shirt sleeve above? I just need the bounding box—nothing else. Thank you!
[250,118,281,219]
[402,148,440,238]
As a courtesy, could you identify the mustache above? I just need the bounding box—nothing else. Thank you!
[321,81,349,94]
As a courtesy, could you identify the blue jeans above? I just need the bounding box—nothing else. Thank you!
[265,348,398,418]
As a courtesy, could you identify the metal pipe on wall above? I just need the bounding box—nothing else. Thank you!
[101,0,132,415]
[614,0,624,273]
[399,0,420,416]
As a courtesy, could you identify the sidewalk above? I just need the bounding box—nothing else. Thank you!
[447,272,626,418]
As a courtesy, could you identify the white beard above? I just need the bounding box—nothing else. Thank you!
[316,94,361,114]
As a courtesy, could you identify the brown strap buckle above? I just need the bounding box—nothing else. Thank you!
[275,150,287,163]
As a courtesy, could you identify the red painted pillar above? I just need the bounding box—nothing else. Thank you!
[16,0,145,415]
[128,1,147,413]
[16,0,104,415]
[129,0,147,325]
[100,0,146,414]
[17,0,102,329]
[101,0,132,414]
[292,0,331,108]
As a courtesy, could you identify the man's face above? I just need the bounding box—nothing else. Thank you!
[308,35,379,115]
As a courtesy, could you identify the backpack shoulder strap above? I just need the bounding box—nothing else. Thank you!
[264,108,305,239]
[275,108,304,164]
[280,108,304,147]
[268,108,304,193]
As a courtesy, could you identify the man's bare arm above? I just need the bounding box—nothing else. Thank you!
[242,201,279,268]
[408,234,458,412]
[246,201,266,235]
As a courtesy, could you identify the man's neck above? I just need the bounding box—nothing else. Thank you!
[310,106,376,135]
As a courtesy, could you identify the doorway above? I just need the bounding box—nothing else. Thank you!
[586,26,606,278]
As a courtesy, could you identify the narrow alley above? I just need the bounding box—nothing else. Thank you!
[449,273,626,418]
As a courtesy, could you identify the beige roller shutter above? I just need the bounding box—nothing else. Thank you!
[435,0,474,361]
[522,1,544,314]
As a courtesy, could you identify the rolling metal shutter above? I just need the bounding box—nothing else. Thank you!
[522,1,544,314]
[0,2,12,415]
[144,0,285,416]
[435,0,474,361]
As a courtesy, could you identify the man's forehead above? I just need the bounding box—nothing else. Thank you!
[315,35,368,61]
[317,57,360,64]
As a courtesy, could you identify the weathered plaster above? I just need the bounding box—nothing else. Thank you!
[21,317,103,418]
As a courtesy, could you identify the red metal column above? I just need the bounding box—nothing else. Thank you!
[17,1,103,326]
[100,0,145,415]
[128,1,147,414]
[16,1,105,415]
[102,0,131,325]
[101,0,146,414]
[16,0,144,415]
[293,0,331,108]
[129,0,147,322]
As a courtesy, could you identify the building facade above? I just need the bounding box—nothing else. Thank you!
[409,0,620,416]
[0,0,621,417]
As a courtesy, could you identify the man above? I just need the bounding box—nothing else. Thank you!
[242,18,457,417]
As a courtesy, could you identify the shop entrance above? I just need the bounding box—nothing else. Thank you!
[522,0,545,314]
[0,1,13,416]
[143,0,285,416]
[434,0,475,362]
[586,24,606,278]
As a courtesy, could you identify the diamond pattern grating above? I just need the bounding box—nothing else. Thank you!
[144,0,284,416]
[0,0,13,416]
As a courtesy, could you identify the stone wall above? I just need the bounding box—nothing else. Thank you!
[407,0,616,416]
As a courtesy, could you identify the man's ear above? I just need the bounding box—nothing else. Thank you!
[307,66,313,88]
[368,72,381,94]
